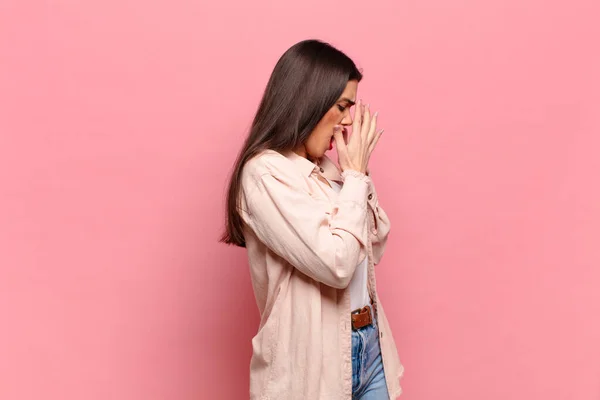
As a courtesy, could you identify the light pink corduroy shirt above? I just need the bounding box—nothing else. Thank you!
[240,149,404,400]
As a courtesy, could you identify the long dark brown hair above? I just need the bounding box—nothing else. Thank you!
[220,39,363,247]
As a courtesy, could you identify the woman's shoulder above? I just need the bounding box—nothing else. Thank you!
[242,149,302,185]
[244,149,288,174]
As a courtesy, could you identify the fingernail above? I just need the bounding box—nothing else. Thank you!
[374,111,379,117]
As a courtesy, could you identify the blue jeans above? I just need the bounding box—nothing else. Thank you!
[351,305,390,400]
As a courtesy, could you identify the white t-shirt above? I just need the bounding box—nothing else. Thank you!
[326,178,371,311]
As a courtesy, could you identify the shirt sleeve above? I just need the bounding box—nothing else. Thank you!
[240,156,371,289]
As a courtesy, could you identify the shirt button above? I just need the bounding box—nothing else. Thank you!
[368,194,373,200]
[320,167,324,173]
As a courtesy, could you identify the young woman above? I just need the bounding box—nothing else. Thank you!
[221,39,404,399]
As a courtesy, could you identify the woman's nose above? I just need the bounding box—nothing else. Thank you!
[340,113,353,126]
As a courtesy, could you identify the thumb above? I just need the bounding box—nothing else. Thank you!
[333,125,347,153]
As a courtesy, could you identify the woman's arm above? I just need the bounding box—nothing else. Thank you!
[240,155,371,289]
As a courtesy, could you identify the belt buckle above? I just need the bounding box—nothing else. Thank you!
[351,305,373,331]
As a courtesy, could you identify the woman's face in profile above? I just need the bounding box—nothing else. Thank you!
[300,80,358,160]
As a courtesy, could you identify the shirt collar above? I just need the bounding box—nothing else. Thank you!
[283,150,343,183]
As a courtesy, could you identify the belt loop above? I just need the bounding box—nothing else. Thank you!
[370,297,377,320]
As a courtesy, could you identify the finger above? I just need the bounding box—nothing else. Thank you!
[352,99,362,140]
[368,111,379,143]
[361,104,371,143]
[342,127,349,144]
[333,125,348,154]
[368,128,384,154]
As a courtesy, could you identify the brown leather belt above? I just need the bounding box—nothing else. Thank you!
[351,302,376,331]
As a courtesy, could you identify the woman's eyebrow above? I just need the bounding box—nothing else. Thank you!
[338,97,356,106]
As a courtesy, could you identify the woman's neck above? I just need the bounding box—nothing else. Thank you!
[293,145,317,163]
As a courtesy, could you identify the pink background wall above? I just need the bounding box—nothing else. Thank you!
[1,0,599,399]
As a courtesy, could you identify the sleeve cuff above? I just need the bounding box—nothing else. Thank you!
[341,169,369,182]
